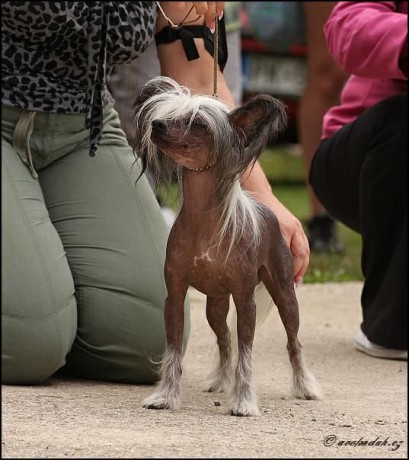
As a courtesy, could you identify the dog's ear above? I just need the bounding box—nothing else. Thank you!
[228,94,288,158]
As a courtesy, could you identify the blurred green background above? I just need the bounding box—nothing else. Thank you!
[159,145,364,284]
[259,146,363,283]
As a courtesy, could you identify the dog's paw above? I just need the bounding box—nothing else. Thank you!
[204,366,234,393]
[205,377,232,393]
[230,393,261,417]
[293,372,324,401]
[142,392,180,410]
[143,401,167,410]
[230,401,261,417]
[206,383,226,393]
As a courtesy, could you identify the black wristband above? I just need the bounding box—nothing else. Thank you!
[154,16,228,71]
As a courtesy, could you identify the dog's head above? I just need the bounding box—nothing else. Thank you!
[132,76,287,188]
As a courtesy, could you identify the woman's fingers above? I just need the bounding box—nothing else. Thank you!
[165,2,225,29]
[290,230,310,285]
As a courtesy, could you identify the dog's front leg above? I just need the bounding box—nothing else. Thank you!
[204,295,233,393]
[230,292,260,416]
[142,285,188,410]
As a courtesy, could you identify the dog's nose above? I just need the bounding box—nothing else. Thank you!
[152,120,166,131]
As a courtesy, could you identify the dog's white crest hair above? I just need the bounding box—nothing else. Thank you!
[134,76,230,178]
[218,186,263,261]
[133,76,265,259]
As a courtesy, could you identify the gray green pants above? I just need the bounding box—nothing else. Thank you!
[1,104,190,385]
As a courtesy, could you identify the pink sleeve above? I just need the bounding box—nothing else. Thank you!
[324,2,407,79]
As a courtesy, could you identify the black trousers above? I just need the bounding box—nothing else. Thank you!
[309,93,407,350]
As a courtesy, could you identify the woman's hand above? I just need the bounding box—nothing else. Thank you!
[242,162,310,285]
[165,2,225,29]
[267,197,310,286]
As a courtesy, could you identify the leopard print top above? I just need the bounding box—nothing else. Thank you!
[1,1,157,156]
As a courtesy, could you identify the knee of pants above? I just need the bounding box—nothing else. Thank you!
[2,299,77,385]
[63,286,190,384]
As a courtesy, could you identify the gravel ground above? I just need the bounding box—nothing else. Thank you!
[2,282,407,458]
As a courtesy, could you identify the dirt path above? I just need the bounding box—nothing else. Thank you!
[2,282,407,458]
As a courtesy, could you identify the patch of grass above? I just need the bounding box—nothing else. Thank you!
[157,183,179,210]
[158,146,364,284]
[271,183,363,283]
[260,145,305,185]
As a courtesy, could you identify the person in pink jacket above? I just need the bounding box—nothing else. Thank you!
[309,1,407,360]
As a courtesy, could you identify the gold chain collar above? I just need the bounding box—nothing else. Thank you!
[184,161,216,172]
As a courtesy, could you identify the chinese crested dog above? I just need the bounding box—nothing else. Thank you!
[132,76,323,416]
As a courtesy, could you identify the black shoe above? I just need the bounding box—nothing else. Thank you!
[306,214,344,254]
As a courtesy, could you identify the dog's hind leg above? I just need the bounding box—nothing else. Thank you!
[229,291,260,416]
[259,263,323,401]
[204,295,233,393]
[142,285,188,410]
[279,294,323,401]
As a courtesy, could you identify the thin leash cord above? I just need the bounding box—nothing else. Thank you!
[212,17,219,98]
[155,2,219,98]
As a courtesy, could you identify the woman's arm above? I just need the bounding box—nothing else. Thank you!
[241,162,310,284]
[156,2,235,106]
[156,2,310,282]
[324,1,407,79]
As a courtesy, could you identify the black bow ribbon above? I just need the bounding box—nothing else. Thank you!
[155,26,200,61]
